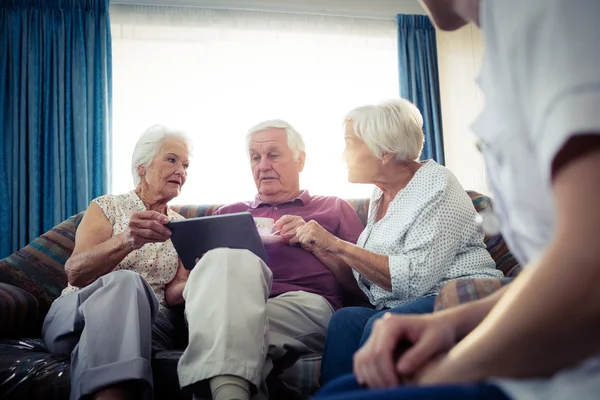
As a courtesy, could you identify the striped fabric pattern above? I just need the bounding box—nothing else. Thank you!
[466,191,521,276]
[433,277,514,312]
[171,199,370,228]
[0,283,40,338]
[0,213,84,336]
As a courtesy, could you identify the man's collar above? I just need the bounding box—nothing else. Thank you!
[249,189,312,209]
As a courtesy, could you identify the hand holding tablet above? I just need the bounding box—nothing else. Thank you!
[166,212,269,270]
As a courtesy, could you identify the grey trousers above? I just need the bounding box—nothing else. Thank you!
[178,248,334,398]
[42,270,159,400]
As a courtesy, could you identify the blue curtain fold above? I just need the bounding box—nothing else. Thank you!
[0,0,112,258]
[397,14,444,164]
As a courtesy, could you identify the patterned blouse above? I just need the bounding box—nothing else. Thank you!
[61,190,184,305]
[354,160,503,309]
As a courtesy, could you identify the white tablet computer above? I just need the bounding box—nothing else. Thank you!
[166,212,268,270]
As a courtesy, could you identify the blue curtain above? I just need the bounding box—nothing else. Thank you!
[397,14,444,164]
[0,0,112,258]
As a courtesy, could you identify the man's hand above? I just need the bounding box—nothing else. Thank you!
[295,220,337,252]
[353,312,456,388]
[123,211,171,251]
[274,215,306,244]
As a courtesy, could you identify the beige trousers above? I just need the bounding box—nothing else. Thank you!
[177,248,334,395]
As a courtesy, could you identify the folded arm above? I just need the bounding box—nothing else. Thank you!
[66,203,172,288]
[422,138,600,384]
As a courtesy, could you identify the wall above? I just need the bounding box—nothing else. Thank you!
[436,24,488,194]
[111,0,426,19]
[112,0,489,193]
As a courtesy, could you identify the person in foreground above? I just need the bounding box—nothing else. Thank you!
[318,98,502,384]
[177,120,365,400]
[313,0,600,399]
[43,125,192,400]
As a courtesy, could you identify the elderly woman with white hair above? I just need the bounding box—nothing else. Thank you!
[289,99,503,385]
[42,125,193,400]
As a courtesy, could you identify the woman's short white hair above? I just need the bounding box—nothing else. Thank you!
[246,119,305,160]
[344,99,425,162]
[131,124,193,187]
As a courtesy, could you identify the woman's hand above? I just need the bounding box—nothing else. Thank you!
[274,215,307,243]
[353,312,457,388]
[165,259,190,307]
[294,220,337,252]
[123,211,171,251]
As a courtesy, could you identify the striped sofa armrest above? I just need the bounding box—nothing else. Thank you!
[0,282,41,338]
[433,278,514,312]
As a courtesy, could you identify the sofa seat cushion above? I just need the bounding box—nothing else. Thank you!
[0,340,320,400]
[0,283,41,338]
[434,277,514,312]
[0,338,70,399]
[277,354,322,398]
[0,213,84,325]
[152,350,189,399]
[153,350,321,400]
[0,341,186,400]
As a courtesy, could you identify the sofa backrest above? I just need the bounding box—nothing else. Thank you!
[169,200,370,228]
[0,191,519,316]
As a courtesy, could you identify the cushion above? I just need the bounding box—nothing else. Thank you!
[0,340,189,400]
[433,277,514,312]
[278,354,322,398]
[171,204,223,219]
[466,191,521,276]
[0,213,84,314]
[0,338,70,399]
[0,283,41,338]
[171,199,371,228]
[344,199,369,228]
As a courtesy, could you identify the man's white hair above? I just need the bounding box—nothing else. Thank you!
[131,124,193,187]
[246,119,305,160]
[344,99,425,162]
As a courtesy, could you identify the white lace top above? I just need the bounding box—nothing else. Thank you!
[61,190,184,305]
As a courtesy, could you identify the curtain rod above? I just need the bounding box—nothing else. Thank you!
[109,1,412,21]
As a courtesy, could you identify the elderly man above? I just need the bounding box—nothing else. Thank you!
[177,120,364,400]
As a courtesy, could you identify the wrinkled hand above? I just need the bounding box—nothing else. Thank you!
[294,220,337,253]
[123,211,171,251]
[274,215,307,244]
[353,312,456,389]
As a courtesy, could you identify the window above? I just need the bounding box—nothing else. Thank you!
[110,5,399,204]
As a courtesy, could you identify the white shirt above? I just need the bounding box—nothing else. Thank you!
[473,0,600,398]
[61,191,184,305]
[354,160,502,309]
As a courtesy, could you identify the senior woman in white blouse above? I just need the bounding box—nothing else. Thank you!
[42,125,193,400]
[290,98,503,385]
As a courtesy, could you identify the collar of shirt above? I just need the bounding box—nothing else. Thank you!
[249,189,312,209]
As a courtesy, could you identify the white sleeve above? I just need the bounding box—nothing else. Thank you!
[525,0,600,185]
[92,195,116,225]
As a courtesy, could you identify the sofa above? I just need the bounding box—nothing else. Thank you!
[0,191,520,399]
